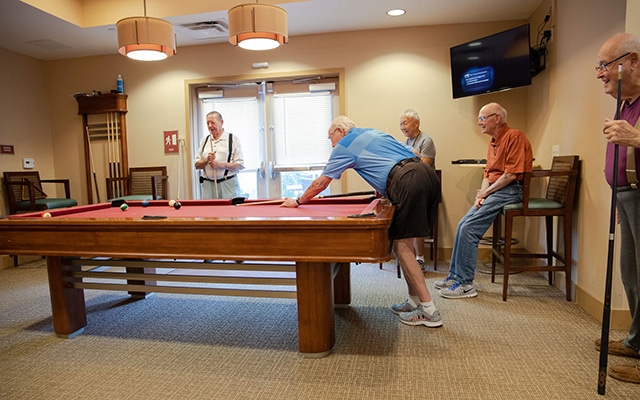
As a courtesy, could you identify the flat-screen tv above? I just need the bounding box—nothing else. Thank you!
[450,24,532,99]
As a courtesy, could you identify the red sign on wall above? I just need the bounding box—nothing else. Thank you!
[164,131,178,154]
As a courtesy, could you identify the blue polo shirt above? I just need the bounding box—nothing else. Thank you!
[322,127,415,195]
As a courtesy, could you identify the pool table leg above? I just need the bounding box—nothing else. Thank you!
[295,261,335,358]
[333,262,351,307]
[47,257,87,338]
[126,264,157,299]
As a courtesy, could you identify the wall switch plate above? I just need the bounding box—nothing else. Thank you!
[552,145,560,157]
[22,157,34,169]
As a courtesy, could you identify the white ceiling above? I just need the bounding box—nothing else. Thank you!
[0,0,545,61]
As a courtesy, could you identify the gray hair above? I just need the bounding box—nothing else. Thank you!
[401,109,420,122]
[482,102,508,122]
[206,111,223,121]
[616,33,640,55]
[329,116,356,133]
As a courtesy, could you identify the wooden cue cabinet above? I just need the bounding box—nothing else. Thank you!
[76,94,129,203]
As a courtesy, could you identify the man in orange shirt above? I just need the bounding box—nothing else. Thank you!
[435,102,533,299]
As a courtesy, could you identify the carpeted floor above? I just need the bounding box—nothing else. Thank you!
[0,259,638,399]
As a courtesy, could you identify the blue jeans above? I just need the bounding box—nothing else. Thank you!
[448,184,523,284]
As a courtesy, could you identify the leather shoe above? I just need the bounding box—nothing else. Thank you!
[595,339,640,359]
[609,365,640,384]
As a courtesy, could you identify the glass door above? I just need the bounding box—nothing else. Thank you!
[192,76,340,199]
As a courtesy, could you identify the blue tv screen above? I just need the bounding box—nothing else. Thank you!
[450,24,532,99]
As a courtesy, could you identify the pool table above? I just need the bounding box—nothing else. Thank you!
[0,196,393,357]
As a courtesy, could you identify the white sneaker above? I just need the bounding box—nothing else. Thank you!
[390,300,419,315]
[398,307,443,328]
[439,282,477,299]
[434,276,456,290]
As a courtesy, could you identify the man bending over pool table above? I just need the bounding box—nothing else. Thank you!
[281,116,442,327]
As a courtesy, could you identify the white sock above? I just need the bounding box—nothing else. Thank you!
[416,255,425,262]
[421,301,437,314]
[408,295,420,307]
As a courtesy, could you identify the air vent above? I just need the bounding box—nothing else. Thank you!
[176,20,229,40]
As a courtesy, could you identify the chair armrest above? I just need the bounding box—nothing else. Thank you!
[41,178,72,199]
[528,170,579,178]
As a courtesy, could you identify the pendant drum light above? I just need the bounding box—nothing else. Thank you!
[117,0,176,61]
[228,3,288,51]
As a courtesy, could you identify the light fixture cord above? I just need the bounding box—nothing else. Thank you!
[143,0,147,17]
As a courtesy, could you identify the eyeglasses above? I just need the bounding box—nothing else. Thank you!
[327,128,339,139]
[595,52,631,72]
[478,113,497,122]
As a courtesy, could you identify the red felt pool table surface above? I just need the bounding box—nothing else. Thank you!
[19,197,380,220]
[0,196,394,357]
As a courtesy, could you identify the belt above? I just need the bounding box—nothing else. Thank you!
[618,185,639,192]
[488,180,522,188]
[386,157,421,188]
[200,175,236,184]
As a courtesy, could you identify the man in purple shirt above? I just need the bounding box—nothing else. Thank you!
[596,32,640,385]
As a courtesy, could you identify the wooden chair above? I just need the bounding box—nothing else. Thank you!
[106,166,168,201]
[3,171,77,214]
[2,171,77,266]
[491,155,580,301]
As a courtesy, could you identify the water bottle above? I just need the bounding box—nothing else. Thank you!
[117,74,124,93]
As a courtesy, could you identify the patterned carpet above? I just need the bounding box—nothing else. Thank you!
[0,259,637,399]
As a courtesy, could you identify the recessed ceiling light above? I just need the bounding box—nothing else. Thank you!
[387,9,406,17]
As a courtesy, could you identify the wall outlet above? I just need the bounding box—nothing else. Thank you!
[552,145,560,157]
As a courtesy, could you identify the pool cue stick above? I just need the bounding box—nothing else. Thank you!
[111,114,120,196]
[85,126,101,203]
[597,63,624,396]
[177,138,185,200]
[210,135,219,199]
[108,113,118,195]
[235,199,284,206]
[114,113,122,191]
[106,114,113,194]
[319,191,375,198]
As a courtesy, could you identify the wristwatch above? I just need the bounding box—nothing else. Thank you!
[295,198,301,205]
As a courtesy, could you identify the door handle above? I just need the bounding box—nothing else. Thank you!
[269,161,277,180]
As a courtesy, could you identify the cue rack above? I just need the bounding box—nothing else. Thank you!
[76,94,129,203]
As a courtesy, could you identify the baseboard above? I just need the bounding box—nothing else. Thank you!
[575,285,632,330]
[0,255,14,269]
[0,255,42,270]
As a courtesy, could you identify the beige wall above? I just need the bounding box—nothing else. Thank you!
[0,0,634,326]
[0,48,58,211]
